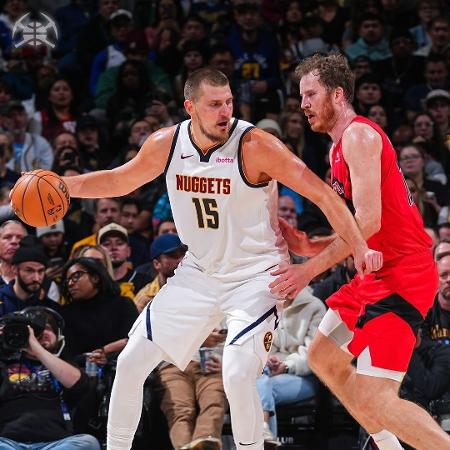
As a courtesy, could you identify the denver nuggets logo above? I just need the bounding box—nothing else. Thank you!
[263,332,273,352]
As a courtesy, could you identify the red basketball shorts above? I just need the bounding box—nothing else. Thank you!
[326,252,438,372]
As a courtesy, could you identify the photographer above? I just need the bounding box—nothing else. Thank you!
[0,238,60,317]
[0,306,100,449]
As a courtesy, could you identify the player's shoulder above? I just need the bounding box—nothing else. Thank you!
[343,120,382,147]
[140,124,179,151]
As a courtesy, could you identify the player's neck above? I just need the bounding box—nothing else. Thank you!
[328,107,356,144]
[190,123,225,154]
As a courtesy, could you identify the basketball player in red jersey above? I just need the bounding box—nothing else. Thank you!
[270,53,450,450]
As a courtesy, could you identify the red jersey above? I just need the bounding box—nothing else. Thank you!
[330,115,432,265]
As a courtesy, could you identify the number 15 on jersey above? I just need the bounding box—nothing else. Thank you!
[192,197,219,229]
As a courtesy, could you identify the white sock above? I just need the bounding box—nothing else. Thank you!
[371,429,404,450]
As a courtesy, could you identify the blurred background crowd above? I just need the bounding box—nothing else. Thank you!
[0,0,449,449]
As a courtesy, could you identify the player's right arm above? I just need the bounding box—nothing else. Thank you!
[62,126,176,198]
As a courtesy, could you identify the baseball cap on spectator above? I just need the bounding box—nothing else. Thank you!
[109,9,132,23]
[6,100,25,115]
[36,221,65,238]
[256,119,282,138]
[76,115,99,131]
[150,234,187,259]
[425,90,450,107]
[12,237,48,266]
[97,223,128,244]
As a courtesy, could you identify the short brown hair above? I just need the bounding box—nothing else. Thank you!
[295,53,355,103]
[184,68,229,101]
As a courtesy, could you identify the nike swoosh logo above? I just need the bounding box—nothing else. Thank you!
[239,443,257,446]
[181,154,194,159]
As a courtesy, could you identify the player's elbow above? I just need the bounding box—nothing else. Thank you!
[358,215,381,239]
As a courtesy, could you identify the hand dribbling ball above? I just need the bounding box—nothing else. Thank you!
[10,170,70,227]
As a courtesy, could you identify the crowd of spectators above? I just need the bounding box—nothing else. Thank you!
[0,0,449,449]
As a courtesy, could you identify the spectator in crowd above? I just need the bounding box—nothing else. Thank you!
[425,89,450,148]
[52,144,84,176]
[345,13,391,62]
[5,101,53,172]
[54,0,95,58]
[415,16,450,58]
[36,221,69,285]
[353,73,383,115]
[256,287,326,442]
[0,220,27,286]
[75,244,115,279]
[106,60,151,131]
[134,233,186,312]
[317,0,350,47]
[127,119,154,146]
[228,0,282,121]
[60,257,138,361]
[89,9,133,96]
[76,115,107,171]
[405,176,439,228]
[278,195,298,228]
[404,56,448,116]
[71,197,121,255]
[375,28,424,116]
[68,0,120,92]
[98,223,152,300]
[398,143,448,206]
[409,0,440,50]
[174,41,206,106]
[158,328,226,450]
[0,306,100,450]
[438,223,450,241]
[0,142,19,188]
[400,253,450,411]
[0,237,57,316]
[95,30,173,110]
[434,239,450,260]
[30,78,78,143]
[368,104,389,131]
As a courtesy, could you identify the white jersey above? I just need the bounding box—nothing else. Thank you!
[165,118,289,281]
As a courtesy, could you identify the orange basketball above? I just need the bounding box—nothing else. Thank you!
[10,170,70,227]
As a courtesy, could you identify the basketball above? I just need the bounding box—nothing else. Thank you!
[10,170,70,227]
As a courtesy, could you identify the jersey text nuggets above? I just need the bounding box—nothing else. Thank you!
[176,174,231,195]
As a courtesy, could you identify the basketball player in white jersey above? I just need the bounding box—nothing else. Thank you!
[59,68,382,450]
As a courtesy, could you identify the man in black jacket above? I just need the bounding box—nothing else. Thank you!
[0,237,60,317]
[0,306,100,449]
[401,253,450,407]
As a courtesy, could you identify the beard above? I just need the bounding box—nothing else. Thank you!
[199,118,228,143]
[310,93,337,133]
[17,274,42,294]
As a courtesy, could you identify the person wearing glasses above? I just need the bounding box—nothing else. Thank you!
[398,143,448,207]
[60,257,138,364]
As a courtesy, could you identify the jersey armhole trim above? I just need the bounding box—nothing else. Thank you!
[238,126,270,188]
[163,123,181,177]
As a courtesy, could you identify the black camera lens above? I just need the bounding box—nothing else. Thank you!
[3,321,29,351]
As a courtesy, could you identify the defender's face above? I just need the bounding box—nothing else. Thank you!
[299,72,336,133]
[186,83,233,143]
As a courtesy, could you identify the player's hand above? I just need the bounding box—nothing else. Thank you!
[353,245,383,278]
[279,218,335,256]
[269,263,313,299]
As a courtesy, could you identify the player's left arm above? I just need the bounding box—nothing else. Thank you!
[245,128,381,279]
[244,128,381,298]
